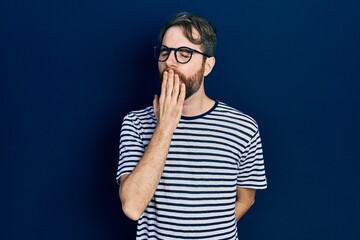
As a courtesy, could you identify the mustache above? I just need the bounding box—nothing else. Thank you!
[160,68,186,82]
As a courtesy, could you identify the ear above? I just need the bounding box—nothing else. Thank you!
[204,57,216,77]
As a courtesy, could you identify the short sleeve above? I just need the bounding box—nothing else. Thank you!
[116,113,145,185]
[237,128,267,189]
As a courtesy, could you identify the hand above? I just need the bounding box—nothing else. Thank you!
[153,69,186,134]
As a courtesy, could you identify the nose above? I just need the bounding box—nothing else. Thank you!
[165,50,178,68]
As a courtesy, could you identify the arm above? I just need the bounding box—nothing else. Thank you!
[119,70,185,221]
[235,187,256,222]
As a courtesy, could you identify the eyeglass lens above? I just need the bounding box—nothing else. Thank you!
[156,46,193,64]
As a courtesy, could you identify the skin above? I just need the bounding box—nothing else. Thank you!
[159,62,205,100]
[119,26,256,222]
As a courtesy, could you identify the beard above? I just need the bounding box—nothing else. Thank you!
[159,62,206,100]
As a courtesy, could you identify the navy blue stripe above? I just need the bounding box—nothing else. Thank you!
[174,127,250,144]
[163,170,236,175]
[137,226,236,240]
[143,208,235,221]
[158,181,237,188]
[153,193,235,201]
[155,188,235,195]
[161,176,235,182]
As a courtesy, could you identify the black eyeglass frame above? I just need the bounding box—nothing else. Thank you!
[154,45,211,64]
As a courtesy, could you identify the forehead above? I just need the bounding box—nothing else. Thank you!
[162,26,201,49]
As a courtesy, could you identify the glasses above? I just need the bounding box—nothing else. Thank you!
[154,45,211,64]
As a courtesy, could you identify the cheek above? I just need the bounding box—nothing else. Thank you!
[158,62,168,73]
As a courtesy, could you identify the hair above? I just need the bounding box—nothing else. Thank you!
[158,12,217,57]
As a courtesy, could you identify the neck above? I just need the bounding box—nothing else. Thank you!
[181,88,215,117]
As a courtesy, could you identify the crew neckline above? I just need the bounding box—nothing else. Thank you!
[180,100,218,120]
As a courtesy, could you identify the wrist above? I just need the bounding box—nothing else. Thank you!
[154,124,176,138]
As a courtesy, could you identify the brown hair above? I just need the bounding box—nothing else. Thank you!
[158,12,217,57]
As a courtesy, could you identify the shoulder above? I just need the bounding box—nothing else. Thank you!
[214,101,259,132]
[121,106,156,135]
[122,106,156,130]
[124,105,155,121]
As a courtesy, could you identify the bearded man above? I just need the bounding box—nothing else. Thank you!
[116,12,267,240]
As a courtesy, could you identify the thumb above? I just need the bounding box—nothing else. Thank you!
[153,94,159,120]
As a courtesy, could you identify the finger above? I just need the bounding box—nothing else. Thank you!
[153,94,159,120]
[178,83,186,103]
[153,94,158,111]
[172,74,180,99]
[166,70,174,97]
[160,71,168,103]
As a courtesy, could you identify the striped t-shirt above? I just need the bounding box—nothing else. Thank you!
[117,100,267,240]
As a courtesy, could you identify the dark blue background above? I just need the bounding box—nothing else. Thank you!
[1,0,359,239]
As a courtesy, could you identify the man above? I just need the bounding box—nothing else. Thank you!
[117,12,267,239]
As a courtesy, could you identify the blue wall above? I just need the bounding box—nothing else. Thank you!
[1,0,359,239]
